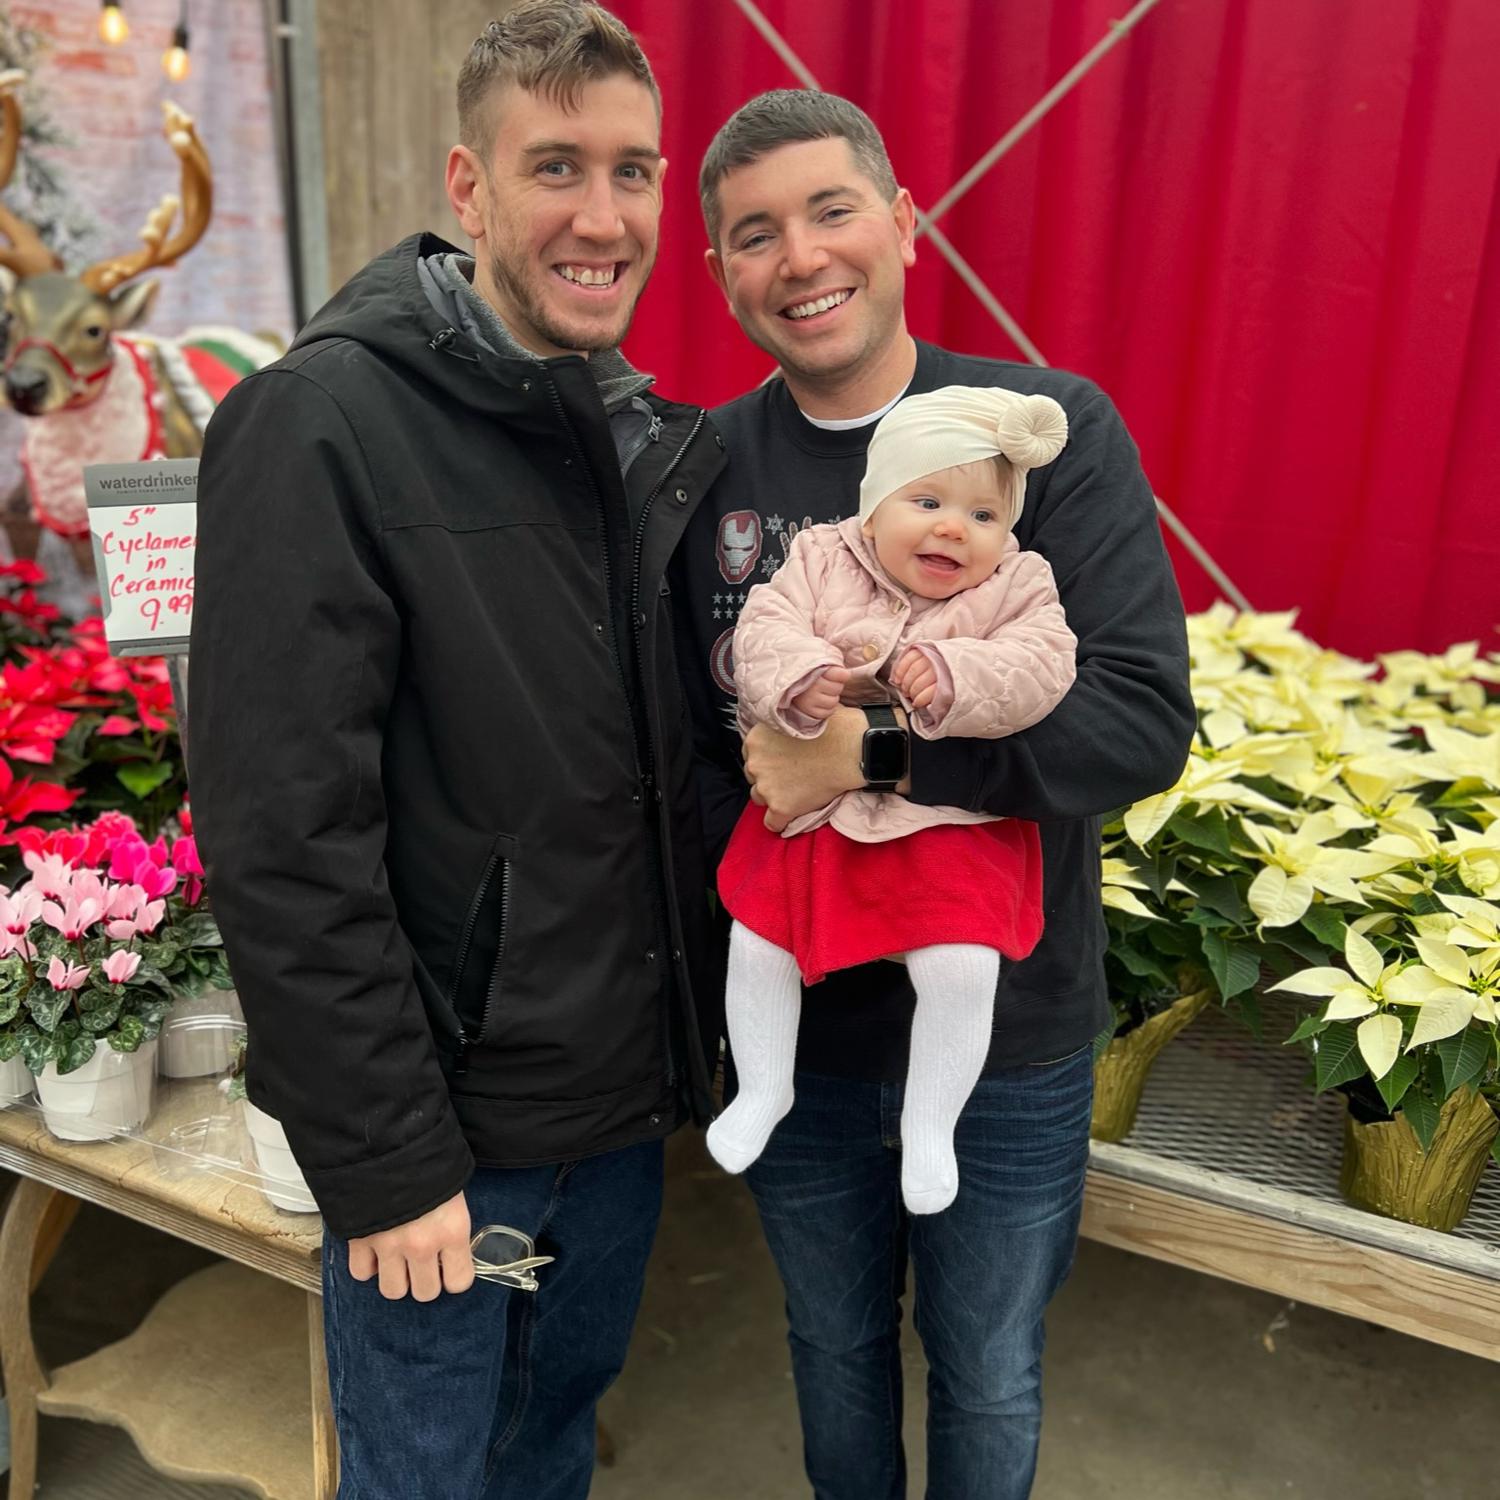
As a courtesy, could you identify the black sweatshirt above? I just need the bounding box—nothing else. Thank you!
[670,340,1195,1075]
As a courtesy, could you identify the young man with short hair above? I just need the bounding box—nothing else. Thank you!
[190,7,723,1496]
[676,88,1195,1499]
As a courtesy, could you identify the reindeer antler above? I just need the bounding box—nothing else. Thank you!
[0,70,64,279]
[79,101,214,295]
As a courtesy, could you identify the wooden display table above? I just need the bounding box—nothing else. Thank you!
[0,1080,334,1499]
[1081,1004,1500,1363]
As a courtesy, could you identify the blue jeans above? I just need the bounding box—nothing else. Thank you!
[321,1140,664,1500]
[744,1050,1093,1500]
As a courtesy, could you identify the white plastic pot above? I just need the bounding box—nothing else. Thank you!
[243,1099,318,1214]
[0,1053,32,1106]
[158,986,243,1079]
[36,1039,158,1142]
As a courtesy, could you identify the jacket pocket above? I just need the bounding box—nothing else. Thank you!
[447,832,520,1048]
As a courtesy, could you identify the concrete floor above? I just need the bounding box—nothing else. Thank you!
[13,1130,1500,1498]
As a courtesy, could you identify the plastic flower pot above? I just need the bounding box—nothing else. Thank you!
[36,1039,158,1142]
[158,986,243,1079]
[1,1053,33,1106]
[1091,988,1212,1143]
[1340,1086,1499,1233]
[242,1099,318,1214]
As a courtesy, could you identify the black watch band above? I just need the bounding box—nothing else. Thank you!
[859,704,909,792]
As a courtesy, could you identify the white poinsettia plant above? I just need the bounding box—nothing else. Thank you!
[1101,606,1500,1150]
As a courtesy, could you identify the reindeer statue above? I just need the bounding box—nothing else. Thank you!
[0,70,280,573]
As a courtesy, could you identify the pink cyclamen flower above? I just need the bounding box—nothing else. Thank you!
[68,869,109,912]
[101,884,147,940]
[136,862,178,900]
[104,882,144,921]
[21,850,74,900]
[102,950,142,985]
[172,835,203,877]
[106,891,165,940]
[107,836,151,883]
[0,884,44,937]
[110,839,178,899]
[41,893,104,942]
[46,956,90,991]
[0,930,34,961]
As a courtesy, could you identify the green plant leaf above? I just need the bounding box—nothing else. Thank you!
[17,1024,52,1074]
[1269,928,1329,967]
[1167,807,1233,859]
[1374,1052,1420,1112]
[1408,890,1446,917]
[1314,1021,1367,1092]
[56,1031,96,1075]
[0,990,19,1027]
[1194,874,1247,924]
[1435,1028,1491,1094]
[25,989,71,1034]
[0,1031,21,1062]
[107,1015,147,1052]
[80,999,122,1034]
[1146,922,1197,958]
[116,761,175,799]
[1300,904,1347,950]
[1187,906,1233,931]
[1114,945,1173,985]
[172,911,223,949]
[143,941,180,970]
[1285,1012,1329,1045]
[1091,1022,1117,1064]
[1231,989,1264,1041]
[1202,930,1260,1000]
[1401,1089,1440,1152]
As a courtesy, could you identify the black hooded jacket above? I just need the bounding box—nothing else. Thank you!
[189,234,726,1239]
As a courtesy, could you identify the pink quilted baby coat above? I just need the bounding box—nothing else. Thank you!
[733,516,1077,842]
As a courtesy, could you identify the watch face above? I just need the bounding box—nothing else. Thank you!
[863,726,909,784]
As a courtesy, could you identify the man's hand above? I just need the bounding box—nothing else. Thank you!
[889,648,938,710]
[347,1191,474,1302]
[745,707,867,832]
[789,664,851,723]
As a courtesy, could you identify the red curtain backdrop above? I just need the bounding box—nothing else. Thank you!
[613,0,1500,660]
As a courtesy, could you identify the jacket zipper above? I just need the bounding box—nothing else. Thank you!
[475,860,511,1052]
[630,410,706,1090]
[450,847,503,1074]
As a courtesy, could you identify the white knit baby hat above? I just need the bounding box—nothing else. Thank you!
[857,385,1069,529]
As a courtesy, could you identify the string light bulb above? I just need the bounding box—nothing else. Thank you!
[98,1,129,46]
[162,22,191,82]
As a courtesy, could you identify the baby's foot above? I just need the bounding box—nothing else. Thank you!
[706,1091,793,1174]
[901,1138,959,1215]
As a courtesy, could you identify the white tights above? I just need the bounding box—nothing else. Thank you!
[706,921,999,1214]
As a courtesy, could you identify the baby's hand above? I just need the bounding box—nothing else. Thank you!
[790,665,851,723]
[891,648,939,710]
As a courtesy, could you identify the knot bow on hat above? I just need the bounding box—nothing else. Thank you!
[857,385,1069,529]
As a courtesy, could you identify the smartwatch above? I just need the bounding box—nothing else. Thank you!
[859,704,909,792]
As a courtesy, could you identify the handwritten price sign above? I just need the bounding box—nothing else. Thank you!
[83,459,199,657]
